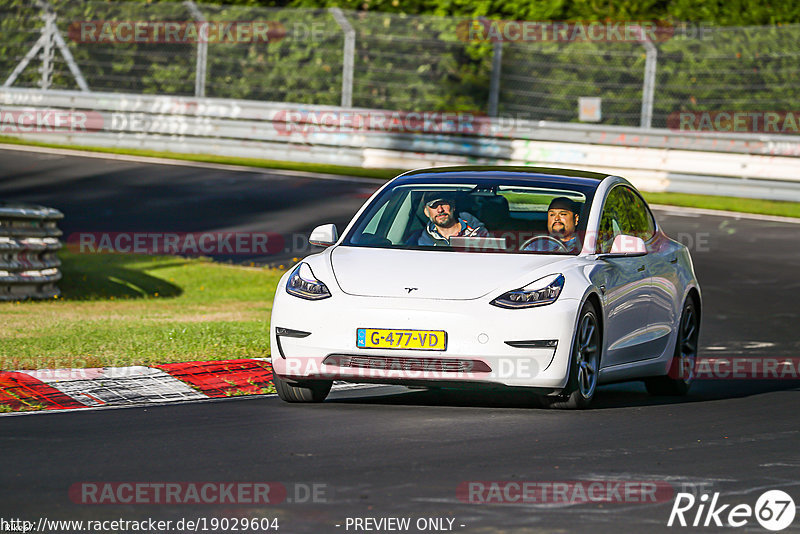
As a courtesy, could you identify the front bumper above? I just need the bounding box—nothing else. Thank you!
[270,282,581,390]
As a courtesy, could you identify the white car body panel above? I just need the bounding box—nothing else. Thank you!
[270,168,701,395]
[330,246,574,300]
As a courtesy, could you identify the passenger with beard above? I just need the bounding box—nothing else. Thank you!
[409,194,488,246]
[522,197,582,253]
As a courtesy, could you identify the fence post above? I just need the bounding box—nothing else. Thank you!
[330,8,355,108]
[4,0,90,91]
[488,41,502,118]
[639,32,657,129]
[184,1,208,98]
[39,10,56,90]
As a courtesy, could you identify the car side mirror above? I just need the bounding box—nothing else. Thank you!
[600,234,647,258]
[309,224,338,247]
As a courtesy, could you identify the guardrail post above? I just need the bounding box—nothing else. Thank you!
[39,10,56,90]
[488,41,502,118]
[639,32,657,129]
[184,1,208,98]
[3,0,90,91]
[330,8,355,108]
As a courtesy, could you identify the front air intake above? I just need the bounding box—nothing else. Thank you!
[323,354,491,373]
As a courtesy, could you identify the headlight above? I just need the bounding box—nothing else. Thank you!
[286,263,331,300]
[490,274,565,309]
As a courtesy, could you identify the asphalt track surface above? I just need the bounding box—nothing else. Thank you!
[1,148,800,533]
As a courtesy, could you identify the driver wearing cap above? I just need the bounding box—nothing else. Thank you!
[523,197,582,253]
[412,194,488,246]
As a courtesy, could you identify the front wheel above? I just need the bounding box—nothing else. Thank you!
[273,374,332,403]
[645,297,699,396]
[547,301,601,410]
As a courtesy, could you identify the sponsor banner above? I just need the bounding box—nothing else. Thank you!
[68,21,286,44]
[668,111,800,135]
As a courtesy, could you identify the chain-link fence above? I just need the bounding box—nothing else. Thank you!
[501,42,648,125]
[2,0,799,129]
[653,25,800,126]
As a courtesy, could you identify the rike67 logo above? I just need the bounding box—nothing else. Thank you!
[668,490,795,531]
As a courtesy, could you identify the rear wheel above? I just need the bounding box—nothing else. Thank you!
[273,374,332,403]
[645,298,699,396]
[547,301,601,410]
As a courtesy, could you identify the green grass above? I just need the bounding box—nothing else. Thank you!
[0,251,286,371]
[2,135,798,219]
[642,192,800,219]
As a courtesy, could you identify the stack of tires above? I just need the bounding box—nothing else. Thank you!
[0,202,63,301]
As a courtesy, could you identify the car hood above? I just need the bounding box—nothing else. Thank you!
[329,246,571,300]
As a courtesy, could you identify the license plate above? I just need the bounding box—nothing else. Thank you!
[357,328,446,350]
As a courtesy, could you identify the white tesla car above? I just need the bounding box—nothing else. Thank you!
[270,166,701,408]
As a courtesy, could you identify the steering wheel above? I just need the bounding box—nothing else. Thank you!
[520,235,569,253]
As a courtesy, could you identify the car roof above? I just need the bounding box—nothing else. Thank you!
[394,166,610,188]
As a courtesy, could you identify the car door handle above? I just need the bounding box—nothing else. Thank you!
[670,257,678,264]
[637,265,646,272]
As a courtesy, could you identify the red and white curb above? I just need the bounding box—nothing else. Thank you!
[0,358,276,412]
[0,358,379,414]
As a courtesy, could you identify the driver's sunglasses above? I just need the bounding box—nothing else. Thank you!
[427,200,451,209]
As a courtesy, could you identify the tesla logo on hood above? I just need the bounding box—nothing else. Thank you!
[405,287,418,293]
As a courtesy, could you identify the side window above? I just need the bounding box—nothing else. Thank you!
[386,191,413,244]
[621,188,655,241]
[362,202,388,235]
[597,186,626,253]
[597,186,655,253]
[351,190,409,245]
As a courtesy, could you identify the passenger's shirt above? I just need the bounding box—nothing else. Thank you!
[413,214,489,246]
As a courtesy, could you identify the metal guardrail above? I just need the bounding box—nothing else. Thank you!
[0,202,63,301]
[1,87,800,201]
[3,87,799,156]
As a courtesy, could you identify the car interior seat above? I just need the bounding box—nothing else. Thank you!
[474,195,510,230]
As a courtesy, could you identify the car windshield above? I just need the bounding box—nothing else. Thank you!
[342,178,597,254]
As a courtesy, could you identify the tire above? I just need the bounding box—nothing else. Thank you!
[547,301,601,410]
[645,297,700,396]
[273,374,332,403]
